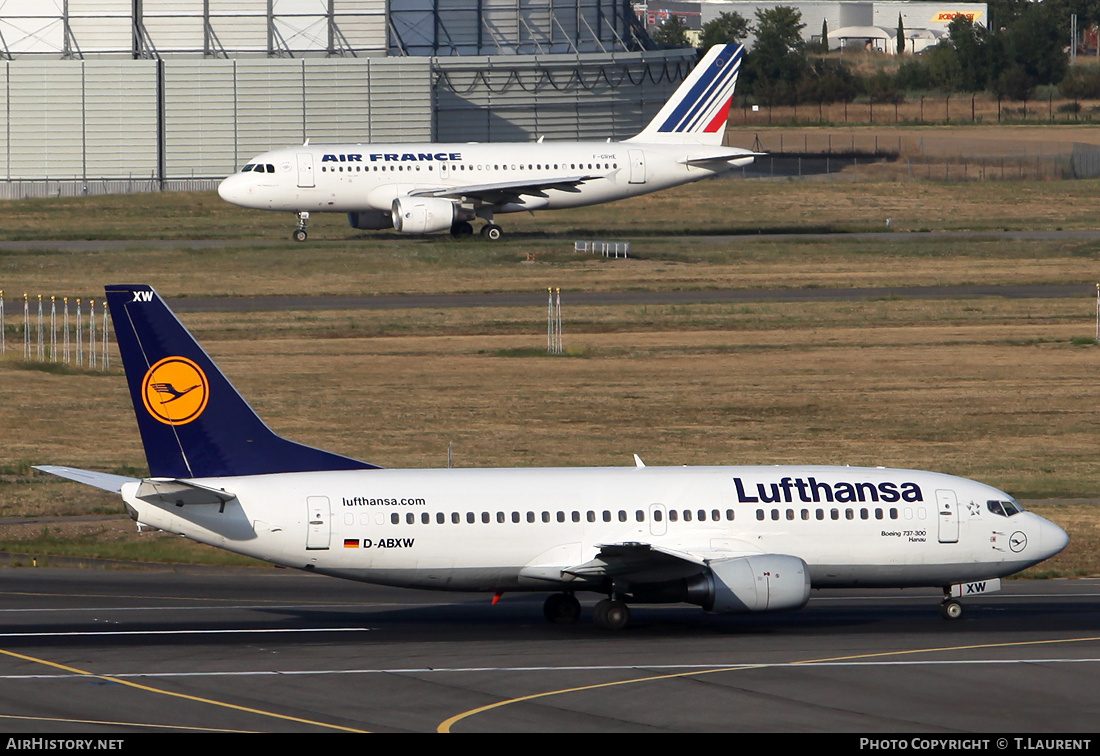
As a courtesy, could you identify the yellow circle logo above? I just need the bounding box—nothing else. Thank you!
[141,357,210,426]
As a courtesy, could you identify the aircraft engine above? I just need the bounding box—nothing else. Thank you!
[689,554,810,613]
[347,211,393,230]
[390,197,457,234]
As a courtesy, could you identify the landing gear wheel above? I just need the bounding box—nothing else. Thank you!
[481,223,503,241]
[940,599,963,620]
[593,599,630,631]
[543,593,581,624]
[293,211,310,242]
[451,221,474,238]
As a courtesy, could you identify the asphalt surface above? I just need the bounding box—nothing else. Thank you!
[0,568,1096,733]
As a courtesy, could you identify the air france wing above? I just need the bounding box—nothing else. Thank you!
[409,173,606,205]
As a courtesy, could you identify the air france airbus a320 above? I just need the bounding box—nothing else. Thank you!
[36,285,1068,630]
[216,44,756,242]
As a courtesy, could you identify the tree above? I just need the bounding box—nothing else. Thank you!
[1003,3,1068,85]
[698,12,750,51]
[651,15,692,48]
[742,6,808,104]
[897,13,905,55]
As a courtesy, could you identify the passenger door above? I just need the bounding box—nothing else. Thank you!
[306,496,331,550]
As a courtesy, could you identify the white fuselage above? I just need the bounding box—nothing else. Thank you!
[121,464,1067,594]
[216,141,749,215]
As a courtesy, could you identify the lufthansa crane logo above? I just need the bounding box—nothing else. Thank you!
[1009,531,1028,553]
[141,357,209,425]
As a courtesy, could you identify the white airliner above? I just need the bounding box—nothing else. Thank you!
[216,44,756,242]
[37,285,1068,630]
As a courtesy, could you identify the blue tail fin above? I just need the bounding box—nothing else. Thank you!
[105,284,378,479]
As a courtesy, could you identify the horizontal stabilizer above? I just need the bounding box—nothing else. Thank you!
[136,479,236,507]
[681,151,762,167]
[34,465,139,493]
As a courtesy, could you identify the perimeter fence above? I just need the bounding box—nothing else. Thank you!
[730,130,1100,181]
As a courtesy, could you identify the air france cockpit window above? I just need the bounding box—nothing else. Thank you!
[242,164,255,172]
[987,499,1024,517]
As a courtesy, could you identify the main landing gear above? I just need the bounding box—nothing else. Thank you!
[293,212,309,242]
[542,592,632,631]
[450,220,503,241]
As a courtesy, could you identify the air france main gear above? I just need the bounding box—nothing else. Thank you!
[38,285,1069,629]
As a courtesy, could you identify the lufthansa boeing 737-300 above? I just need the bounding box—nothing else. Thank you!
[36,285,1068,630]
[216,44,756,242]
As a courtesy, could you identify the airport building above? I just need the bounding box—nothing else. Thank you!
[0,0,695,196]
[642,1,987,53]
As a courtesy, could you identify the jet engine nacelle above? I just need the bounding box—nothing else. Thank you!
[391,197,457,234]
[347,211,394,230]
[691,554,810,614]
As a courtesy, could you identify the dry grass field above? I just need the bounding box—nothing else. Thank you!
[2,162,1100,579]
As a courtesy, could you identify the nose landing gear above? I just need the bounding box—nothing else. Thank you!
[940,598,964,620]
[293,212,309,242]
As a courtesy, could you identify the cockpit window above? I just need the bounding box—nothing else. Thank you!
[242,164,254,172]
[266,164,275,172]
[987,499,1023,517]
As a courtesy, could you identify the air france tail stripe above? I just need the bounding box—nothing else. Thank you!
[675,58,741,133]
[685,52,742,127]
[659,62,733,132]
[703,100,732,132]
[659,51,742,133]
[660,62,740,133]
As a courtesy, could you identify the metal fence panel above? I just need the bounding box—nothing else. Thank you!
[0,66,6,180]
[6,62,85,179]
[165,60,240,178]
[304,59,376,143]
[84,61,159,179]
[235,60,310,155]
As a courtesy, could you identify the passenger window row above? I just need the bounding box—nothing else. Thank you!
[385,508,736,526]
[316,162,619,173]
[757,507,901,521]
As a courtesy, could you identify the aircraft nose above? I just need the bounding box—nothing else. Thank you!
[1040,517,1069,558]
[217,174,242,203]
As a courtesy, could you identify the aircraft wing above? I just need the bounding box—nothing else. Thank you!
[563,541,760,584]
[409,173,605,205]
[34,465,139,493]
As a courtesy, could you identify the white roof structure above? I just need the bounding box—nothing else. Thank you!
[829,24,897,54]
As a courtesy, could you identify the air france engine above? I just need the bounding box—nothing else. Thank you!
[391,197,457,234]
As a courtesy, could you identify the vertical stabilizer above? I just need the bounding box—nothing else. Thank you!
[625,45,744,146]
[105,285,378,479]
